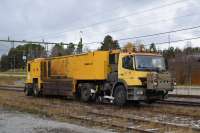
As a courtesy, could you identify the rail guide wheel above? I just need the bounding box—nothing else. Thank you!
[33,83,40,97]
[25,84,33,96]
[80,84,91,102]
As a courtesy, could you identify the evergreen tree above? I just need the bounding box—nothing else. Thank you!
[0,55,9,71]
[65,43,75,55]
[0,43,46,71]
[149,43,157,52]
[51,44,65,57]
[100,35,120,50]
[76,38,83,54]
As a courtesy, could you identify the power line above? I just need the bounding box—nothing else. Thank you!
[28,0,189,40]
[13,2,130,39]
[40,12,198,40]
[40,12,199,44]
[118,25,200,41]
[152,36,200,46]
[0,39,70,45]
[119,35,200,47]
[77,0,188,30]
[84,25,200,44]
[117,36,200,48]
[104,13,198,35]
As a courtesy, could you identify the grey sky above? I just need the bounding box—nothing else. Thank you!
[0,0,200,55]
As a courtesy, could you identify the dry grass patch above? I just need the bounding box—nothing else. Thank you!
[0,76,25,86]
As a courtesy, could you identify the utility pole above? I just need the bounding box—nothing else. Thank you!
[43,39,48,57]
[9,37,15,72]
[13,55,15,72]
[168,34,171,48]
[79,31,84,53]
[45,43,49,57]
[187,41,192,95]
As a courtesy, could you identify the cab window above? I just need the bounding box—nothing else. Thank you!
[122,55,134,70]
[28,63,31,72]
[109,54,118,64]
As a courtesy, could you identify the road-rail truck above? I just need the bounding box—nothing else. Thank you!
[25,50,175,105]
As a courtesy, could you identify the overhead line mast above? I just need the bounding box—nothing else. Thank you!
[84,25,200,45]
[26,0,189,40]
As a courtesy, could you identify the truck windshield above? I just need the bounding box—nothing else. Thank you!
[135,55,166,71]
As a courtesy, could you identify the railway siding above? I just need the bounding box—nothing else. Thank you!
[0,87,200,132]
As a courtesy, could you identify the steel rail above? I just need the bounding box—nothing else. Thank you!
[0,85,200,107]
[157,100,200,107]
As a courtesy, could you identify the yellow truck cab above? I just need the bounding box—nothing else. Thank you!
[25,50,175,106]
[115,52,174,103]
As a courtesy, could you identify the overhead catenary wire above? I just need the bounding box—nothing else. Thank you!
[151,36,200,46]
[77,0,188,29]
[27,0,189,40]
[84,25,200,45]
[104,13,198,35]
[37,12,198,40]
[12,1,132,39]
[1,35,200,52]
[2,24,199,50]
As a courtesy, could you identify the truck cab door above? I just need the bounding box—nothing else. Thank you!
[118,54,136,86]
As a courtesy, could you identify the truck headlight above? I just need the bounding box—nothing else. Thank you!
[171,79,176,86]
[153,79,158,86]
[153,82,158,86]
[136,90,144,95]
[173,81,176,86]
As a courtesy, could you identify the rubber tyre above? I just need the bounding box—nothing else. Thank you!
[25,85,33,96]
[81,84,91,102]
[113,85,127,106]
[33,83,40,97]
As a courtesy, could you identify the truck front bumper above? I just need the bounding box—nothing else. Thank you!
[127,87,170,101]
[127,87,146,101]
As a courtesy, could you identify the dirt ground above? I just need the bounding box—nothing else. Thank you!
[0,107,112,133]
[0,90,200,133]
[0,75,200,132]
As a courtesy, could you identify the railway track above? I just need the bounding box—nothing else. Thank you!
[0,85,23,92]
[29,103,200,132]
[169,94,200,99]
[0,85,200,107]
[85,110,200,132]
[68,113,155,133]
[0,85,200,132]
[157,100,200,107]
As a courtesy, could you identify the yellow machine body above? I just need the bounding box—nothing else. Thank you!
[25,50,174,105]
[50,51,109,80]
[26,58,45,89]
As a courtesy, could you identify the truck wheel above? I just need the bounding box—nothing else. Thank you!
[25,84,33,96]
[33,83,40,97]
[113,85,127,106]
[81,84,91,102]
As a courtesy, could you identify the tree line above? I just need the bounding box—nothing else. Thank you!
[0,35,200,72]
